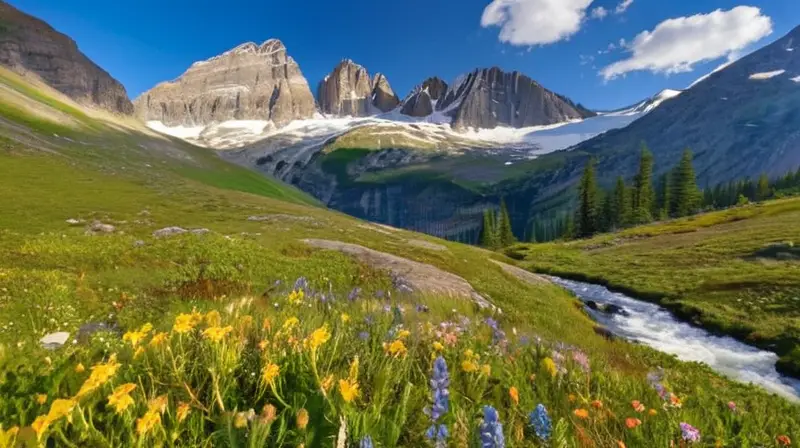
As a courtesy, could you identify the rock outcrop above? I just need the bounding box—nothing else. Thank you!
[133,39,316,126]
[0,1,133,114]
[317,60,374,116]
[400,77,449,117]
[370,73,400,112]
[438,67,595,129]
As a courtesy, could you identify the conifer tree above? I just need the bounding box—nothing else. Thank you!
[757,173,771,201]
[656,172,671,219]
[576,157,600,238]
[610,176,629,229]
[479,209,498,249]
[497,199,517,247]
[632,144,655,224]
[672,149,701,217]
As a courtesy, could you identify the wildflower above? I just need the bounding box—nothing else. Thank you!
[261,404,278,425]
[262,363,280,386]
[282,317,300,330]
[648,409,657,416]
[203,326,233,343]
[479,406,505,448]
[46,399,76,423]
[528,404,551,442]
[508,387,519,406]
[680,422,701,443]
[462,360,479,373]
[258,340,269,351]
[349,357,360,382]
[543,357,557,377]
[306,325,331,351]
[432,341,444,352]
[625,418,642,429]
[31,415,48,439]
[385,339,408,357]
[36,394,47,405]
[341,313,351,323]
[426,357,450,447]
[631,400,645,412]
[777,435,791,446]
[176,402,191,423]
[173,313,199,334]
[727,401,736,412]
[107,383,137,414]
[134,346,145,359]
[205,310,221,327]
[360,435,374,448]
[148,395,169,414]
[321,374,335,393]
[348,287,361,301]
[669,393,682,408]
[358,331,370,341]
[288,289,304,305]
[572,350,590,374]
[339,379,360,403]
[618,442,627,448]
[74,363,85,373]
[122,329,147,347]
[149,332,168,347]
[296,408,309,430]
[234,412,249,429]
[76,356,120,398]
[0,425,19,446]
[481,364,492,377]
[136,410,161,435]
[397,329,411,339]
[568,394,577,403]
[573,408,589,419]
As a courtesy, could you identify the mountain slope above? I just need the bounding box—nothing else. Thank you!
[0,0,133,114]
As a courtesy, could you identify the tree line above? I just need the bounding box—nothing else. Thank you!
[478,144,800,248]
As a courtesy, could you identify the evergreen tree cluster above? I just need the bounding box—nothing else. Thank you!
[479,199,517,249]
[703,167,800,208]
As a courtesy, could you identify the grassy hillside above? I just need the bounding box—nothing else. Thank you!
[511,199,800,377]
[0,72,798,446]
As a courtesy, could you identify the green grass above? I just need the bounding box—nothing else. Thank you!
[0,74,798,446]
[511,199,800,377]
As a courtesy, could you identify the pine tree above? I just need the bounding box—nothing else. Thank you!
[497,199,517,247]
[632,144,655,224]
[757,173,771,201]
[576,157,600,238]
[479,209,498,249]
[611,176,630,229]
[656,172,671,219]
[672,149,701,217]
[600,191,614,232]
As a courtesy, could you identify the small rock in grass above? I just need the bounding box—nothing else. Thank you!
[65,218,83,225]
[133,240,146,247]
[190,228,210,235]
[40,332,70,349]
[153,227,187,238]
[87,221,115,233]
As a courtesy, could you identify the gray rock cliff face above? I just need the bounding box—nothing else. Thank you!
[133,39,316,126]
[0,1,133,114]
[438,67,594,129]
[317,60,374,116]
[370,73,400,112]
[400,77,448,117]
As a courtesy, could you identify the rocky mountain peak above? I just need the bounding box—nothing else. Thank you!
[317,59,374,116]
[134,39,316,126]
[0,1,133,114]
[370,73,400,112]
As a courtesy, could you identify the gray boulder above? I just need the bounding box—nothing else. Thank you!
[134,39,316,126]
[153,226,187,238]
[40,332,70,349]
[0,2,133,114]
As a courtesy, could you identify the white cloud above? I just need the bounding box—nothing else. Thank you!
[591,6,608,19]
[600,6,772,80]
[481,0,595,46]
[615,0,633,14]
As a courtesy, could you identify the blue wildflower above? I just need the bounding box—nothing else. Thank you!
[528,404,552,441]
[293,277,309,293]
[359,435,374,448]
[348,287,362,301]
[426,356,450,447]
[479,406,505,448]
[358,331,370,341]
[485,317,507,346]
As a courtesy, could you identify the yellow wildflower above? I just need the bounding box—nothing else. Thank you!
[36,394,47,405]
[296,408,309,430]
[568,394,577,403]
[648,409,658,416]
[461,360,479,373]
[338,379,360,403]
[509,387,519,406]
[464,349,475,358]
[139,323,153,334]
[237,315,254,334]
[74,363,85,373]
[262,318,272,331]
[149,332,168,347]
[136,410,161,435]
[261,404,277,425]
[481,364,492,377]
[123,330,147,347]
[203,326,234,343]
[321,374,335,393]
[288,289,304,305]
[76,356,120,398]
[176,402,191,423]
[262,363,280,386]
[0,425,19,446]
[385,339,408,357]
[397,329,411,339]
[573,408,589,419]
[340,313,351,323]
[348,357,359,382]
[45,399,76,425]
[306,326,331,351]
[173,313,198,334]
[205,310,221,327]
[432,341,445,352]
[543,357,557,378]
[282,317,300,330]
[234,412,249,429]
[148,395,169,414]
[134,346,145,359]
[107,383,137,414]
[258,340,269,351]
[31,415,48,440]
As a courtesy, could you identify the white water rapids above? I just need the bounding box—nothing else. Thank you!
[549,277,800,401]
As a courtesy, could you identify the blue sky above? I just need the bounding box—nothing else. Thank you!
[9,0,800,110]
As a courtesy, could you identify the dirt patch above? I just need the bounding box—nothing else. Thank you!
[490,260,549,285]
[406,239,448,252]
[302,239,497,311]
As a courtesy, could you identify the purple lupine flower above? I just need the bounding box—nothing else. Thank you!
[528,404,551,441]
[359,435,374,448]
[479,406,505,448]
[425,357,450,447]
[358,331,370,341]
[571,350,590,374]
[293,277,309,293]
[348,287,361,301]
[485,318,507,346]
[680,422,701,442]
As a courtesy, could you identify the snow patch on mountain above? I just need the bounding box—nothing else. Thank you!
[749,70,786,80]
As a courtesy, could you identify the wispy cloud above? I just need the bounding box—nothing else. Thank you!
[481,0,594,46]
